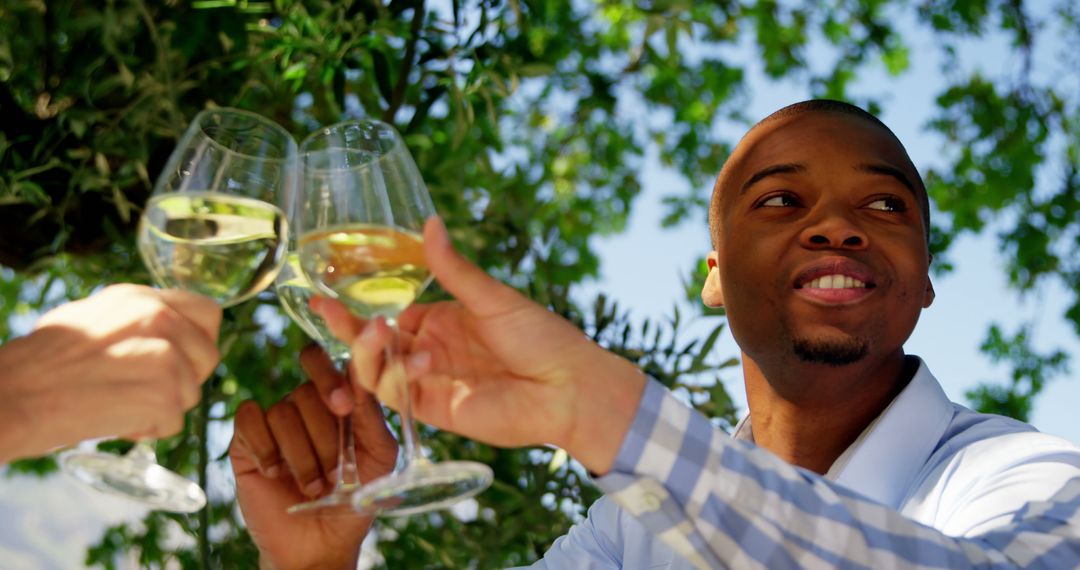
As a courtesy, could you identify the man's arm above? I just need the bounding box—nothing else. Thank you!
[596,379,1080,569]
[509,496,624,569]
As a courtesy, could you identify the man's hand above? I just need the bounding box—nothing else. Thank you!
[0,284,222,463]
[230,346,397,570]
[316,217,647,474]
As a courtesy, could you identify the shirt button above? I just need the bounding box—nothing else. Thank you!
[639,492,662,512]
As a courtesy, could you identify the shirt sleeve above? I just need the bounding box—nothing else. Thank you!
[593,378,1080,570]
[509,496,622,569]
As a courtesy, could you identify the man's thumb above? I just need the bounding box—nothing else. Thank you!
[423,217,523,316]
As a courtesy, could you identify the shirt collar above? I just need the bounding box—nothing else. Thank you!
[731,358,954,509]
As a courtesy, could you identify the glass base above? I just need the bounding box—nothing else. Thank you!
[287,483,372,517]
[62,452,206,513]
[352,460,493,518]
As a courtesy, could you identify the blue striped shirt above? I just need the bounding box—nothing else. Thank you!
[529,360,1080,568]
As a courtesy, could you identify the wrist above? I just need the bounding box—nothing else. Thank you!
[258,552,360,570]
[565,348,646,475]
[256,522,367,570]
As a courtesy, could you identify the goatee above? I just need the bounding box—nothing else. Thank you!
[792,337,869,366]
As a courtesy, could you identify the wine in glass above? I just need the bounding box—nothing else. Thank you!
[62,108,296,513]
[297,119,493,517]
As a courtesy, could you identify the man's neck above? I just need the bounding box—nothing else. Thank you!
[741,352,916,475]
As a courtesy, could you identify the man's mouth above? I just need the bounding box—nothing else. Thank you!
[801,274,870,290]
[792,258,877,304]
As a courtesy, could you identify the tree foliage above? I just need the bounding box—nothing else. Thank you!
[0,0,1076,567]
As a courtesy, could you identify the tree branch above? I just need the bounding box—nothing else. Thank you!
[1007,0,1033,83]
[198,381,211,570]
[383,0,426,123]
[405,83,447,134]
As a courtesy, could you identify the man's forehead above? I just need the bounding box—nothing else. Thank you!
[728,112,913,180]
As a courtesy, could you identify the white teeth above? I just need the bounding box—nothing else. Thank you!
[805,274,866,289]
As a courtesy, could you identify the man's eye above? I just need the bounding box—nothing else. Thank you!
[759,194,798,207]
[866,197,907,212]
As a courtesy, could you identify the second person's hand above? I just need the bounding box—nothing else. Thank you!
[230,345,397,570]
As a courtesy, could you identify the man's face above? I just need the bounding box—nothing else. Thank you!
[702,112,934,368]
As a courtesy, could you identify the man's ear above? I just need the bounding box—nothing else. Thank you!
[923,254,935,309]
[701,251,724,308]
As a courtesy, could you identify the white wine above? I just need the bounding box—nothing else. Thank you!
[139,191,287,306]
[299,224,431,319]
[275,254,350,361]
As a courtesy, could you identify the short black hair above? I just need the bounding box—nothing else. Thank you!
[708,99,930,246]
[756,99,893,132]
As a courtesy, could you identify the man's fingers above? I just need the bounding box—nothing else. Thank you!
[233,401,282,478]
[266,400,327,498]
[311,297,365,348]
[141,289,222,383]
[299,344,353,416]
[153,288,224,344]
[348,318,393,396]
[47,380,185,446]
[227,430,258,476]
[396,304,434,336]
[423,216,525,317]
[348,325,433,415]
[96,336,201,412]
[351,391,398,482]
[287,383,340,478]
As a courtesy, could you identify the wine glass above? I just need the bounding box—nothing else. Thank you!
[62,108,296,513]
[296,119,493,517]
[275,239,363,515]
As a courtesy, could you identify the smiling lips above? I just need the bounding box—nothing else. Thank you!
[793,259,877,304]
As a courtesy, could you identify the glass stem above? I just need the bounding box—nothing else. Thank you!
[332,357,360,490]
[387,322,426,467]
[337,415,360,489]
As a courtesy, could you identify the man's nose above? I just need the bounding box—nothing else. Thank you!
[799,207,868,250]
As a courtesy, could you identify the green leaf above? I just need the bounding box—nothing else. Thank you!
[518,63,556,78]
[4,455,59,477]
[281,62,306,80]
[882,44,910,75]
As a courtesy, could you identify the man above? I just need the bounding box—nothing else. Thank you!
[0,284,221,463]
[231,100,1080,568]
